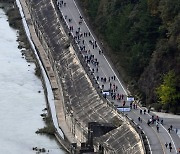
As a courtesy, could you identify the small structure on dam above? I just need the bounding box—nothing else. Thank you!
[77,122,117,153]
[22,0,145,153]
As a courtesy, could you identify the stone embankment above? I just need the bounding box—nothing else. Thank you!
[18,0,145,153]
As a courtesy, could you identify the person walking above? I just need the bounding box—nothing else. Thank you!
[147,120,151,126]
[113,75,116,80]
[157,125,159,133]
[178,147,180,153]
[140,109,142,115]
[168,127,171,133]
[169,142,172,148]
[170,125,173,130]
[161,119,163,125]
[176,128,178,134]
[144,109,146,114]
[169,145,172,152]
[165,142,168,148]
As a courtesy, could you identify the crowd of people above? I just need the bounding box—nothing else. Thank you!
[57,0,127,107]
[56,1,180,153]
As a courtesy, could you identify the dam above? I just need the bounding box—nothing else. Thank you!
[17,0,145,153]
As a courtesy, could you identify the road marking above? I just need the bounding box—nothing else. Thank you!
[132,110,166,154]
[141,106,178,154]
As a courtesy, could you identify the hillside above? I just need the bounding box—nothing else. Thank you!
[78,0,180,114]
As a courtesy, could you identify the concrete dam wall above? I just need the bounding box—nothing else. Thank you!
[21,0,145,153]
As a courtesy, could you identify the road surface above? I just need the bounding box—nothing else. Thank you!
[56,0,180,153]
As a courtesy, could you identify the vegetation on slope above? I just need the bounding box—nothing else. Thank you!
[79,0,180,114]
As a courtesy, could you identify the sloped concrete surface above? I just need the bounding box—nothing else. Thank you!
[99,124,144,154]
[26,0,144,153]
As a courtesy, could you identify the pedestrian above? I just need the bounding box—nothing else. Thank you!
[135,104,137,109]
[101,77,103,82]
[169,142,172,148]
[104,93,107,99]
[138,117,141,122]
[165,142,168,148]
[97,76,99,80]
[144,109,146,114]
[169,145,172,152]
[152,116,155,124]
[161,119,163,125]
[110,82,112,89]
[156,115,159,121]
[102,84,104,89]
[92,68,94,73]
[178,147,180,153]
[156,120,159,126]
[176,128,178,134]
[96,68,98,72]
[157,125,159,132]
[123,101,126,106]
[113,75,116,80]
[130,102,132,109]
[168,127,171,133]
[121,94,124,99]
[140,109,142,115]
[149,118,152,124]
[133,103,135,109]
[170,125,173,130]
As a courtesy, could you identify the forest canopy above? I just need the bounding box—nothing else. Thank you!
[79,0,180,114]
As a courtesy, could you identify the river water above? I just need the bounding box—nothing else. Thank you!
[0,8,66,154]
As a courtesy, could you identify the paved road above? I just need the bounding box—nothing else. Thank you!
[56,0,179,153]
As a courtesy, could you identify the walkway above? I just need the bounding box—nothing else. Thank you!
[56,0,179,153]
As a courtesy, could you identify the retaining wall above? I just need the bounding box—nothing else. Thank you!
[20,0,146,153]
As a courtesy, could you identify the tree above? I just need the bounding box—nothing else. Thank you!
[156,71,178,107]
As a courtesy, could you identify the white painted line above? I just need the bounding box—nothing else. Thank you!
[145,111,177,153]
[146,136,152,154]
[161,124,178,153]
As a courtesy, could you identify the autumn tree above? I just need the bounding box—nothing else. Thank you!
[156,71,180,112]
